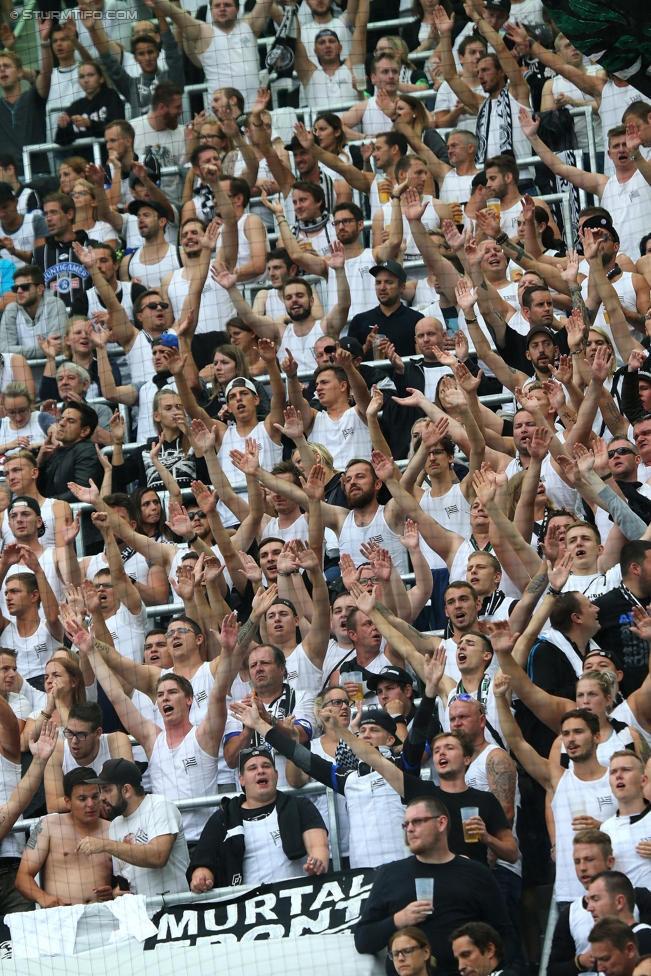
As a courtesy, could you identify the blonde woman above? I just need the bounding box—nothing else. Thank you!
[70,180,118,249]
[0,382,44,455]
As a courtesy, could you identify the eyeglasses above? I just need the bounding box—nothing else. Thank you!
[361,575,379,584]
[187,511,206,520]
[5,407,30,416]
[333,217,356,227]
[607,447,636,458]
[70,190,91,199]
[144,301,169,311]
[323,698,352,708]
[401,815,438,830]
[165,626,192,639]
[11,283,33,293]
[387,947,423,961]
[94,582,113,590]
[199,133,223,141]
[63,728,92,741]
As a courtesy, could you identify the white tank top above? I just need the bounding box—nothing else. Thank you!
[600,170,651,262]
[551,765,616,900]
[2,619,59,678]
[308,406,372,471]
[499,199,523,238]
[369,174,384,218]
[380,197,440,262]
[242,806,307,884]
[581,271,640,357]
[126,328,175,387]
[62,733,112,776]
[148,726,219,842]
[338,504,406,573]
[127,242,180,288]
[166,266,235,336]
[136,377,177,443]
[599,81,642,176]
[361,96,394,135]
[612,699,651,750]
[466,743,522,876]
[2,547,63,618]
[569,896,597,956]
[264,288,287,320]
[0,753,24,858]
[281,319,323,373]
[303,64,356,108]
[1,497,57,550]
[85,550,150,587]
[344,765,411,868]
[326,248,377,321]
[122,212,178,251]
[559,723,634,766]
[0,413,45,455]
[421,483,471,538]
[309,736,350,856]
[86,283,137,326]
[217,421,282,528]
[199,22,259,111]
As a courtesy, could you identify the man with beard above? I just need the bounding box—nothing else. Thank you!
[215,240,350,375]
[130,82,185,205]
[452,923,519,976]
[70,241,146,325]
[0,265,67,362]
[119,200,180,288]
[79,758,189,901]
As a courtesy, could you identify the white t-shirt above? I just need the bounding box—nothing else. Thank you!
[242,806,307,884]
[130,115,185,206]
[109,793,190,903]
[104,601,148,664]
[600,805,651,889]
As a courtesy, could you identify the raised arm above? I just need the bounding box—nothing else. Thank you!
[492,671,554,790]
[518,109,606,196]
[433,7,482,111]
[91,512,143,615]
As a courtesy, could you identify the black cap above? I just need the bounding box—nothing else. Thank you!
[284,136,308,153]
[370,259,407,284]
[0,182,16,201]
[338,337,364,359]
[485,0,510,11]
[366,665,414,691]
[526,23,553,46]
[525,325,556,347]
[471,171,488,189]
[86,758,143,788]
[583,649,625,673]
[358,708,402,744]
[127,198,168,219]
[8,495,41,518]
[581,214,614,232]
[239,746,275,772]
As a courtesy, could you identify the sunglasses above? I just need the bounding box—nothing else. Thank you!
[607,447,636,458]
[165,626,193,639]
[11,283,33,293]
[144,301,169,311]
[187,511,206,520]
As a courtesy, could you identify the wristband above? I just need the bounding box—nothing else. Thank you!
[277,570,298,577]
[40,710,53,719]
[570,350,583,356]
[548,586,563,597]
[602,472,613,480]
[188,533,198,544]
[464,317,478,323]
[495,232,509,245]
[251,121,265,128]
[390,194,401,200]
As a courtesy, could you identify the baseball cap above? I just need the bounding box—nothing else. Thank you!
[127,198,168,219]
[338,337,364,359]
[370,259,407,284]
[8,495,41,519]
[367,665,414,691]
[225,376,258,398]
[86,758,143,788]
[358,708,402,743]
[239,746,275,772]
[315,27,340,40]
[471,171,488,189]
[581,214,614,233]
[152,333,179,350]
[485,0,510,11]
[583,649,625,672]
[525,325,556,347]
[0,182,16,201]
[284,136,306,153]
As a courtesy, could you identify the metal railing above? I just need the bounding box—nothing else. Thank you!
[22,138,105,182]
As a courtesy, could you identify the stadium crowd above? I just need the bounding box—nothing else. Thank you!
[3,0,651,967]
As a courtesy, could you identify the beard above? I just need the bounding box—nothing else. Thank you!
[346,485,376,509]
[288,305,312,321]
[102,795,128,821]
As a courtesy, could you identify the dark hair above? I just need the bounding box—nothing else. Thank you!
[478,52,503,73]
[104,119,135,140]
[219,174,250,207]
[485,154,519,182]
[156,672,194,698]
[395,153,427,181]
[215,86,244,114]
[376,131,409,155]
[132,31,161,54]
[621,540,651,577]
[622,100,651,124]
[314,111,347,155]
[14,264,44,287]
[248,643,286,670]
[313,363,350,392]
[132,486,173,542]
[561,707,600,737]
[522,285,551,310]
[169,614,202,638]
[590,871,636,912]
[432,729,474,758]
[459,33,487,55]
[267,247,295,273]
[68,700,103,731]
[44,191,75,217]
[405,794,451,836]
[63,766,99,799]
[270,460,303,487]
[134,288,164,319]
[151,81,183,109]
[0,152,16,170]
[190,144,220,169]
[333,201,364,223]
[104,492,136,521]
[640,234,651,257]
[291,179,325,212]
[389,928,434,972]
[86,240,118,263]
[589,918,639,952]
[450,922,504,962]
[444,580,478,602]
[282,275,313,299]
[61,401,98,438]
[549,591,586,632]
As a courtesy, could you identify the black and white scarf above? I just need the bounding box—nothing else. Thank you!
[476,86,514,165]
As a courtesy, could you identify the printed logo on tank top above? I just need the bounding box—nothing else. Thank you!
[182,756,198,772]
[194,690,208,705]
[445,505,459,517]
[370,777,386,793]
[341,427,355,440]
[596,795,615,814]
[134,827,149,844]
[33,641,48,661]
[270,827,281,845]
[358,264,372,278]
[369,534,385,545]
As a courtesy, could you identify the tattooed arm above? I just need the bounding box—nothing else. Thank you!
[485,748,517,825]
[506,562,550,636]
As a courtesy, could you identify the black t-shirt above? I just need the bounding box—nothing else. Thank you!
[355,854,518,976]
[593,588,650,695]
[348,303,423,357]
[402,775,510,867]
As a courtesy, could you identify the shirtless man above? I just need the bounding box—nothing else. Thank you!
[16,768,114,907]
